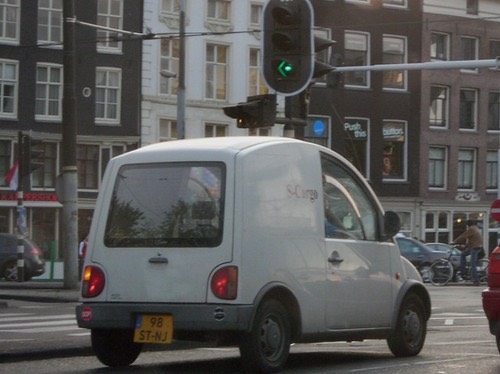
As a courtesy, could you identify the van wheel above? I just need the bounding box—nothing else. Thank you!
[3,261,18,281]
[239,300,291,373]
[91,329,142,367]
[387,294,426,357]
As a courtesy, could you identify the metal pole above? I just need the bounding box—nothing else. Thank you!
[62,0,79,289]
[16,131,24,282]
[177,0,186,139]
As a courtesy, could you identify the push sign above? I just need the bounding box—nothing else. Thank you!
[305,115,330,147]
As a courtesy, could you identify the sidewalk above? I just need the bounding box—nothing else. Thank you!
[0,280,80,304]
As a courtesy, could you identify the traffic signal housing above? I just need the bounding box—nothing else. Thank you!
[262,0,314,96]
[22,134,44,176]
[223,94,277,128]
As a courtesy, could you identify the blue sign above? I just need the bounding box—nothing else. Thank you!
[313,119,325,136]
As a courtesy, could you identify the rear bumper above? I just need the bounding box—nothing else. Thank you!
[76,302,254,333]
[482,288,500,335]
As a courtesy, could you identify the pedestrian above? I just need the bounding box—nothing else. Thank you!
[451,220,484,286]
[78,235,88,280]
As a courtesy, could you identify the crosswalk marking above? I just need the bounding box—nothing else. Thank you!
[0,311,86,337]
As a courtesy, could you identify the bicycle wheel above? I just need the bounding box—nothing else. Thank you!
[429,259,453,286]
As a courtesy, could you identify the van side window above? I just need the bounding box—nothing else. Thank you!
[104,162,225,248]
[321,155,379,241]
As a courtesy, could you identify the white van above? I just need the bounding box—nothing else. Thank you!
[76,137,430,373]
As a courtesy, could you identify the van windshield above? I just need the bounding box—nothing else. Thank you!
[104,162,225,248]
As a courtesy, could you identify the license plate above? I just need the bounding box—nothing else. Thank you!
[133,314,173,344]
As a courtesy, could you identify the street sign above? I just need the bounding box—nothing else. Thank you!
[492,199,500,222]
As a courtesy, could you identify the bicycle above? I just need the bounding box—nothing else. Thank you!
[429,246,489,286]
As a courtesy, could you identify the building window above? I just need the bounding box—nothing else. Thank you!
[466,0,478,15]
[205,43,228,100]
[487,151,498,191]
[249,47,268,96]
[344,118,369,178]
[250,3,263,28]
[344,31,370,88]
[77,144,100,190]
[97,0,123,53]
[346,0,370,3]
[0,139,11,189]
[424,212,451,243]
[207,0,230,22]
[314,28,332,84]
[488,91,500,131]
[430,85,449,128]
[431,33,449,61]
[459,88,477,130]
[32,142,57,189]
[457,148,476,191]
[490,40,500,59]
[429,146,447,189]
[383,35,406,90]
[383,0,407,8]
[0,59,17,117]
[95,68,121,123]
[382,121,406,181]
[160,38,179,95]
[159,118,178,141]
[35,64,63,120]
[461,37,478,73]
[161,0,180,14]
[0,0,19,43]
[38,0,62,45]
[205,123,227,137]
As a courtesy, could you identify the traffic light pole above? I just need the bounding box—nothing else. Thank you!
[16,131,24,282]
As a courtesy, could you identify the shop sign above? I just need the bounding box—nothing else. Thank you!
[0,191,59,202]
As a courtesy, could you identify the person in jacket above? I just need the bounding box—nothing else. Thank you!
[452,220,483,286]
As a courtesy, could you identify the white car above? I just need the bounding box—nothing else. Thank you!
[76,137,430,373]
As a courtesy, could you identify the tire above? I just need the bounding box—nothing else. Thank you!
[91,329,142,367]
[239,300,291,373]
[387,294,427,357]
[429,260,453,286]
[3,261,18,281]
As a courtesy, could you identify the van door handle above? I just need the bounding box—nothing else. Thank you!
[149,257,168,264]
[328,251,344,264]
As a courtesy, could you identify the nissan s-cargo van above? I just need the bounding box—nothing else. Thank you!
[76,137,430,373]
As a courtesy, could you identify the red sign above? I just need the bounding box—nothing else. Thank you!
[492,199,500,222]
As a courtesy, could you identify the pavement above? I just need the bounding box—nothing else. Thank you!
[0,280,80,304]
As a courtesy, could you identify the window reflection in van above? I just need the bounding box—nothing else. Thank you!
[104,162,225,248]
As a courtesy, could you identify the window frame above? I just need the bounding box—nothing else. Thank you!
[205,123,228,137]
[96,0,123,54]
[459,88,478,131]
[430,85,449,129]
[159,117,178,141]
[430,32,449,61]
[205,43,228,101]
[37,0,63,46]
[0,0,20,44]
[486,150,498,191]
[248,47,268,96]
[35,63,63,121]
[488,91,500,132]
[460,36,479,73]
[382,120,407,182]
[382,34,407,91]
[344,31,370,89]
[428,146,448,190]
[95,67,122,124]
[0,59,18,118]
[457,148,476,191]
[159,38,180,96]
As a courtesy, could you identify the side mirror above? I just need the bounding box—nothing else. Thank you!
[384,211,401,239]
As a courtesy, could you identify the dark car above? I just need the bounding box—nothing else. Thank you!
[426,242,461,269]
[0,233,45,281]
[395,236,448,281]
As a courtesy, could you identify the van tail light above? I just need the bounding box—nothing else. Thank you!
[211,266,238,300]
[81,266,105,298]
[488,246,500,288]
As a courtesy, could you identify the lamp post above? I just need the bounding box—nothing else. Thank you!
[177,0,186,139]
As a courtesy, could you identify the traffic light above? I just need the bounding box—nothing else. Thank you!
[262,0,314,96]
[313,35,336,78]
[22,134,44,176]
[327,53,343,88]
[223,94,277,128]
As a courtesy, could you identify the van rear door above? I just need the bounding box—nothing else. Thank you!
[90,161,232,303]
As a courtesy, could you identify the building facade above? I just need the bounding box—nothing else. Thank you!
[311,0,499,252]
[0,0,143,260]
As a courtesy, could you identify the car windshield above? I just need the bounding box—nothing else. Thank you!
[104,162,225,248]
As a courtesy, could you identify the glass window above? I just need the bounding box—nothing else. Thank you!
[160,38,179,95]
[490,40,500,59]
[424,211,451,243]
[486,151,498,190]
[321,154,379,241]
[35,64,63,120]
[0,139,11,189]
[95,68,121,122]
[205,123,227,137]
[205,44,228,100]
[466,0,478,15]
[383,0,407,7]
[159,118,178,141]
[97,0,123,52]
[250,3,262,27]
[248,47,268,96]
[104,162,225,248]
[77,144,100,190]
[38,0,62,45]
[0,59,17,116]
[383,121,406,181]
[431,33,449,61]
[161,0,180,14]
[343,118,369,178]
[382,35,406,90]
[457,148,476,190]
[430,85,449,128]
[32,142,57,189]
[428,146,447,189]
[207,0,230,22]
[459,89,477,130]
[461,37,478,73]
[488,91,500,131]
[0,0,19,43]
[344,31,370,87]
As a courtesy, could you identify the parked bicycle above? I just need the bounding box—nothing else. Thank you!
[429,244,489,286]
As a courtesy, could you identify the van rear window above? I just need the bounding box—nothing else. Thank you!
[104,162,225,248]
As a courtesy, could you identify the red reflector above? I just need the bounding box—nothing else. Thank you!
[81,266,105,298]
[211,266,238,300]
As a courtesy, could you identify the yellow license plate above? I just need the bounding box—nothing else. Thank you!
[133,314,173,344]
